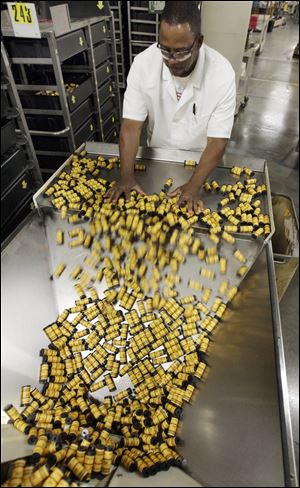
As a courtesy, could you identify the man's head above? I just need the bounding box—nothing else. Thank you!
[158,1,203,77]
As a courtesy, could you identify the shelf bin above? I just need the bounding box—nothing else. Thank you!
[272,193,299,301]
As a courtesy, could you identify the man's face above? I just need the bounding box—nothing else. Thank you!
[159,20,202,77]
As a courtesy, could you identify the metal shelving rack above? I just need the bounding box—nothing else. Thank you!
[2,14,121,181]
[1,40,43,242]
[109,1,127,89]
[127,1,160,65]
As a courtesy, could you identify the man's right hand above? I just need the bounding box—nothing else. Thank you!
[106,177,146,202]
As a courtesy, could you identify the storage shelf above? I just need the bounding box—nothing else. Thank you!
[109,1,127,94]
[130,7,150,11]
[1,40,43,242]
[2,15,122,176]
[127,1,160,65]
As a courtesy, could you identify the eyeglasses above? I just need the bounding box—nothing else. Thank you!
[157,37,197,61]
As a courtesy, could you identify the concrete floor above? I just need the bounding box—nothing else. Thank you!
[229,16,299,216]
[229,16,299,481]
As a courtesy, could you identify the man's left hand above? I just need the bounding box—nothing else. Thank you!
[167,181,204,214]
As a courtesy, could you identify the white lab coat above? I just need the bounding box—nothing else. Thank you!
[123,43,236,153]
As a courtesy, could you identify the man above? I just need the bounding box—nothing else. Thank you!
[108,1,236,213]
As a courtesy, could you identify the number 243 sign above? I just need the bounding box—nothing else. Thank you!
[7,2,41,38]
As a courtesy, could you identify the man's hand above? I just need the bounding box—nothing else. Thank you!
[167,138,228,213]
[106,177,146,202]
[168,181,204,214]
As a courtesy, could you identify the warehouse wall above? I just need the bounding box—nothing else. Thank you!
[201,1,252,85]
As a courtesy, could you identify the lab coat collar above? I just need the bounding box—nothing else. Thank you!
[162,44,206,108]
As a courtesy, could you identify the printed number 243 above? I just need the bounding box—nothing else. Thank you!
[11,4,32,24]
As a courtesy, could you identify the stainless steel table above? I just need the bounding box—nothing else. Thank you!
[1,144,297,487]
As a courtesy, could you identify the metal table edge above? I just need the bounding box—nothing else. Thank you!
[266,241,299,487]
[33,142,86,213]
[265,163,276,240]
[84,142,267,171]
[33,142,270,210]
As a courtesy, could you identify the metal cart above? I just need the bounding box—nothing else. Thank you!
[1,142,297,487]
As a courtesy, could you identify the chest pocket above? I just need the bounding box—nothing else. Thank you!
[169,114,209,151]
[190,113,210,136]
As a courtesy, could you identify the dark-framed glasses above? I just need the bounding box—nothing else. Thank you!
[157,37,197,61]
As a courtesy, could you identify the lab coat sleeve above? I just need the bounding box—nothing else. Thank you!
[122,59,148,122]
[206,73,236,139]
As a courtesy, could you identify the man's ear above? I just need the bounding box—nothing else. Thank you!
[198,34,204,48]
